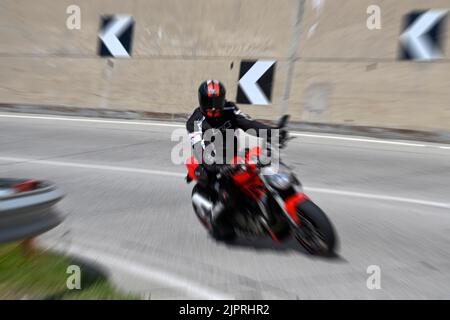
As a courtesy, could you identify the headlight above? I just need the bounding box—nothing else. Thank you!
[265,173,292,190]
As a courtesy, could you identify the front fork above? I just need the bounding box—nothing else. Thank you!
[260,175,309,229]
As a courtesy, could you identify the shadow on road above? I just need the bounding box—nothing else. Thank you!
[221,236,346,262]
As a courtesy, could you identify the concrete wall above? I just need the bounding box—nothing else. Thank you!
[0,0,449,132]
[292,0,450,131]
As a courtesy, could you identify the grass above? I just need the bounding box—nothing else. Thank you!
[0,242,136,299]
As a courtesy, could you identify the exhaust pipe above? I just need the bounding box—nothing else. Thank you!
[192,193,213,211]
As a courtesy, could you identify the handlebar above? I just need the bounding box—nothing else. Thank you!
[217,114,292,177]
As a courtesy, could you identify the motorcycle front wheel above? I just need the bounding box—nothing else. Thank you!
[294,200,337,255]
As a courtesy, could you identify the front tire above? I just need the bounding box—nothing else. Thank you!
[294,200,337,255]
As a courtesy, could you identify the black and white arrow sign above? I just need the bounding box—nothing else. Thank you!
[236,60,276,105]
[98,15,134,58]
[400,10,448,61]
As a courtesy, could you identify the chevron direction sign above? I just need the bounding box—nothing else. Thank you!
[399,10,448,61]
[236,60,276,105]
[98,15,134,58]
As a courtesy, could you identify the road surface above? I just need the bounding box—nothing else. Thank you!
[0,112,449,299]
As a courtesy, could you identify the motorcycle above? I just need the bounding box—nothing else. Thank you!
[185,115,337,255]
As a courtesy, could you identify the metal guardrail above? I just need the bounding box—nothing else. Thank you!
[0,179,65,244]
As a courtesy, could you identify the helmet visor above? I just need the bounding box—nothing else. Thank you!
[199,95,225,110]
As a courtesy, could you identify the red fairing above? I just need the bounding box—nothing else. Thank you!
[230,147,266,200]
[284,193,310,225]
[186,156,199,181]
[232,167,266,200]
[232,170,265,200]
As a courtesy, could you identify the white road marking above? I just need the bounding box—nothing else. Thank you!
[0,113,184,128]
[1,113,449,149]
[305,187,450,210]
[0,156,186,178]
[290,133,427,147]
[46,241,232,300]
[1,155,449,210]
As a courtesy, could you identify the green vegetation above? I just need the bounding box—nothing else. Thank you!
[0,242,136,299]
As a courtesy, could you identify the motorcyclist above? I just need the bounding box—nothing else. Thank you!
[186,80,286,240]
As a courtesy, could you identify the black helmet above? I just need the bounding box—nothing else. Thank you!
[198,80,226,118]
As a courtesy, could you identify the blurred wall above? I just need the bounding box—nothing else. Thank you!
[0,0,449,131]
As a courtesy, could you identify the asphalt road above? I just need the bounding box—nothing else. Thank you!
[1,112,450,299]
